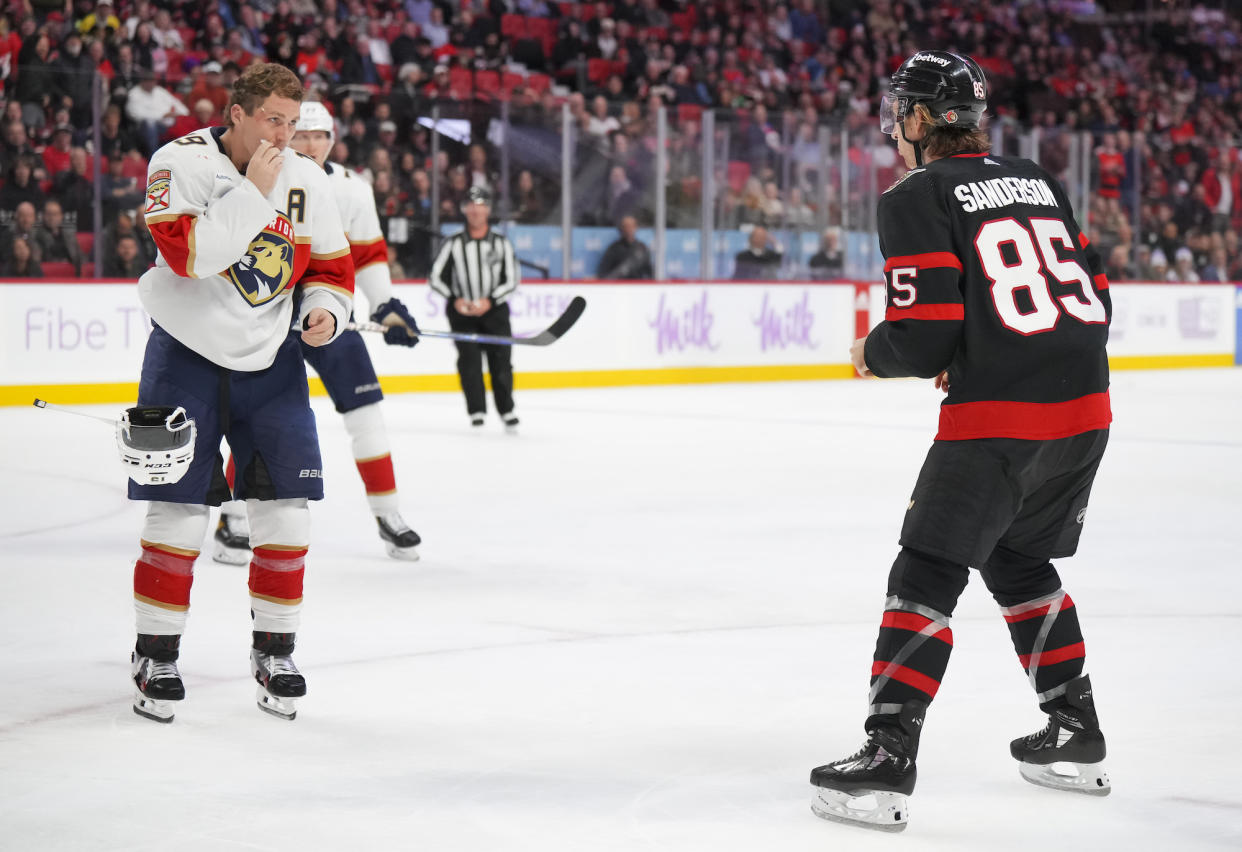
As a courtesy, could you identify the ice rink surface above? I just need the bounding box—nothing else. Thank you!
[2,368,1240,851]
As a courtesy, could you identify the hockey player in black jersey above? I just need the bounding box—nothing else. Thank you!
[810,50,1113,832]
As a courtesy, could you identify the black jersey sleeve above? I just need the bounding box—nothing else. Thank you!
[864,173,963,379]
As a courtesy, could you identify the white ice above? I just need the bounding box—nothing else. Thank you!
[2,369,1241,851]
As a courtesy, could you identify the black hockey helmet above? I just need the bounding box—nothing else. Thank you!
[464,185,492,206]
[881,50,987,134]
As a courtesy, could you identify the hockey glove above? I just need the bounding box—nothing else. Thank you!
[371,298,420,347]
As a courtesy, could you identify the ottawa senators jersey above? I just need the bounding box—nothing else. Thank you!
[323,161,391,312]
[863,152,1112,441]
[140,127,354,372]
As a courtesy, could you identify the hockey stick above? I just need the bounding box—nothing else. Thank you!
[351,295,586,347]
[33,398,120,426]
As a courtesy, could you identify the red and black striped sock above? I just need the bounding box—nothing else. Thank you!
[867,597,954,723]
[1000,589,1086,708]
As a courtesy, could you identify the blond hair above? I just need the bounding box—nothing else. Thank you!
[227,63,304,125]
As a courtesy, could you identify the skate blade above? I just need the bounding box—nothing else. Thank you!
[133,690,177,723]
[384,542,420,561]
[810,785,909,832]
[212,542,251,565]
[255,685,297,720]
[1019,760,1111,796]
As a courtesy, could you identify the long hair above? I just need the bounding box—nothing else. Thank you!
[913,103,990,159]
[227,63,304,125]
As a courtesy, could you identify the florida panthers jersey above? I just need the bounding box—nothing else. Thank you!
[863,152,1112,441]
[140,126,354,372]
[323,161,391,312]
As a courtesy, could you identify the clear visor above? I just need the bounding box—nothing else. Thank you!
[879,93,902,135]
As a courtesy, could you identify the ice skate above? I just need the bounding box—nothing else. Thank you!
[376,513,421,561]
[1011,674,1110,796]
[501,411,520,434]
[212,510,251,565]
[470,413,485,427]
[809,700,924,833]
[250,633,306,720]
[131,635,185,723]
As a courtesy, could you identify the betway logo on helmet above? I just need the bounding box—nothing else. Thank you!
[912,53,951,66]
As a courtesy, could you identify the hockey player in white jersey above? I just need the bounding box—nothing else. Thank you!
[129,63,354,723]
[212,100,423,565]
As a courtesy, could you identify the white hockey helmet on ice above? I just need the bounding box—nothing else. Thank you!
[117,405,196,485]
[297,100,335,143]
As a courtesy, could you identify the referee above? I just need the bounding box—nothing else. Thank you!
[429,186,521,430]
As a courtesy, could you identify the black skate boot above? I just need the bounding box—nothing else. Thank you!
[212,510,251,565]
[376,513,421,561]
[1011,674,1110,795]
[501,411,520,434]
[810,700,925,832]
[132,634,185,723]
[250,631,306,720]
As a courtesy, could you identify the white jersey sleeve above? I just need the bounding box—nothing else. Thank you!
[326,162,392,314]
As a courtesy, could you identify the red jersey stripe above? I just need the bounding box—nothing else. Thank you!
[880,611,954,645]
[886,303,966,322]
[350,238,389,272]
[1093,273,1110,291]
[871,660,942,698]
[148,214,197,278]
[1078,231,1090,248]
[1019,641,1085,669]
[884,252,964,272]
[937,392,1111,441]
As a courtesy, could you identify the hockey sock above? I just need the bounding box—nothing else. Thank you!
[343,404,399,514]
[867,596,954,724]
[247,499,308,633]
[134,502,207,635]
[1000,589,1086,707]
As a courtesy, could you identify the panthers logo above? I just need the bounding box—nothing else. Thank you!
[226,215,296,306]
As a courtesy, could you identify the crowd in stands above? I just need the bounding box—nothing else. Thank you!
[0,0,1239,280]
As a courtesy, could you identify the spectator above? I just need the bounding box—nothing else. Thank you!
[186,62,230,115]
[597,215,653,279]
[599,164,643,225]
[734,225,782,279]
[1200,246,1232,283]
[125,72,189,156]
[102,155,143,218]
[2,235,41,277]
[511,169,545,224]
[78,0,121,36]
[1148,248,1170,281]
[33,199,83,274]
[53,148,95,232]
[0,158,44,218]
[98,105,139,161]
[0,119,35,174]
[53,32,96,127]
[41,124,75,177]
[103,234,147,277]
[808,227,845,280]
[168,98,220,140]
[15,31,57,128]
[4,201,42,261]
[1172,246,1200,283]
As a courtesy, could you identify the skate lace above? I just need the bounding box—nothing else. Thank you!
[148,660,180,681]
[379,512,411,534]
[1024,720,1053,744]
[264,655,300,677]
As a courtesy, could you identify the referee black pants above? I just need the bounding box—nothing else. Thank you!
[447,301,515,416]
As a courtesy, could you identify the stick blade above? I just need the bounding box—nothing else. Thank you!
[529,296,587,345]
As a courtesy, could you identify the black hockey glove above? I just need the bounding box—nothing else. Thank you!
[371,298,420,347]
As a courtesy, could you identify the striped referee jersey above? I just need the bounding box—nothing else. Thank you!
[429,228,519,304]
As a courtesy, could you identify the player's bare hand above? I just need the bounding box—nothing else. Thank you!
[301,307,336,346]
[246,139,284,197]
[934,370,950,393]
[850,337,873,378]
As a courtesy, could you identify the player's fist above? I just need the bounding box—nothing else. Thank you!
[301,307,336,346]
[246,139,284,197]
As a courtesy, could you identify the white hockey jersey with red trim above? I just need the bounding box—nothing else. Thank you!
[140,126,354,372]
[323,161,391,312]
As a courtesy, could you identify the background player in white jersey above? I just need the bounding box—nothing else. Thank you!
[130,63,354,723]
[213,100,423,564]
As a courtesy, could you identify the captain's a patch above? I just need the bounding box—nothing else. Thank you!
[146,169,172,213]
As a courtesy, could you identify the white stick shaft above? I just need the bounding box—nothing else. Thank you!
[32,398,119,426]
